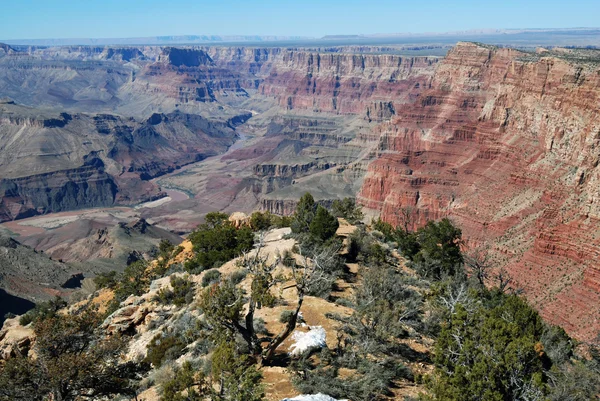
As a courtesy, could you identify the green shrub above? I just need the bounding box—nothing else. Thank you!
[291,193,316,234]
[188,214,254,270]
[113,260,150,302]
[428,294,547,400]
[202,269,222,287]
[372,218,395,241]
[331,198,363,224]
[184,255,204,274]
[93,271,118,289]
[279,310,295,324]
[271,214,293,228]
[161,361,206,401]
[249,211,273,231]
[230,269,248,285]
[159,239,174,256]
[412,218,462,279]
[154,275,196,307]
[145,334,185,367]
[19,296,67,326]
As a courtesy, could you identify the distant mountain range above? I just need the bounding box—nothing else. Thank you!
[0,35,312,46]
[2,28,600,47]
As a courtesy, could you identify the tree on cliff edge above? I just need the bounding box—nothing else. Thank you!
[291,192,316,234]
[200,236,336,366]
[310,205,339,242]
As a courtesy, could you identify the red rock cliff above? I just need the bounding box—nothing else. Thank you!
[259,51,440,115]
[359,42,600,340]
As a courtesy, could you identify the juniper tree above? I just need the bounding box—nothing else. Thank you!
[200,236,337,365]
[291,192,316,233]
[0,310,141,401]
[309,205,339,242]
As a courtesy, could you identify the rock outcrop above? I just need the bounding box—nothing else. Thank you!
[0,318,34,359]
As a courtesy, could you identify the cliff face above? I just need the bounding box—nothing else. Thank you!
[151,47,440,116]
[0,103,240,221]
[258,51,440,115]
[0,233,73,305]
[359,42,600,340]
[0,160,118,221]
[130,47,259,106]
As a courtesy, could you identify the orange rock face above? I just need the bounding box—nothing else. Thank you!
[359,42,600,340]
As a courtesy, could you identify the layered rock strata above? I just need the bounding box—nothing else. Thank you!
[359,43,600,340]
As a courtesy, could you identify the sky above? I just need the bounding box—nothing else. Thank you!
[1,0,599,40]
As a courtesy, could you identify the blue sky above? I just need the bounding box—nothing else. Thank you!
[1,0,599,39]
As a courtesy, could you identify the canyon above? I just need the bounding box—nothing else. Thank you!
[1,40,600,340]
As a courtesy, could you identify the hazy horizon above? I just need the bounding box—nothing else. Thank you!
[2,27,600,42]
[2,0,600,41]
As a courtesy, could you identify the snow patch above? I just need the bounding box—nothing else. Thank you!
[289,326,326,356]
[281,394,347,401]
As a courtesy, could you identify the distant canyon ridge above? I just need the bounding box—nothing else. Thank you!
[1,41,600,340]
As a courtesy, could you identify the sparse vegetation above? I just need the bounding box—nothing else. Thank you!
[187,212,254,271]
[145,333,186,368]
[3,205,598,401]
[331,197,364,224]
[201,269,221,287]
[154,275,196,307]
[18,296,67,326]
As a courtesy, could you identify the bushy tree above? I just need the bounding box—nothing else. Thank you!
[19,296,67,326]
[309,205,339,242]
[347,227,391,266]
[188,213,254,270]
[249,211,273,231]
[0,310,140,401]
[161,344,265,401]
[161,361,207,401]
[425,293,548,400]
[159,239,175,256]
[116,260,150,299]
[372,218,396,240]
[412,218,463,279]
[331,198,364,224]
[93,271,118,290]
[291,193,316,233]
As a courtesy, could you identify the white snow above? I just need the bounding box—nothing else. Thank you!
[281,394,347,401]
[289,326,326,356]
